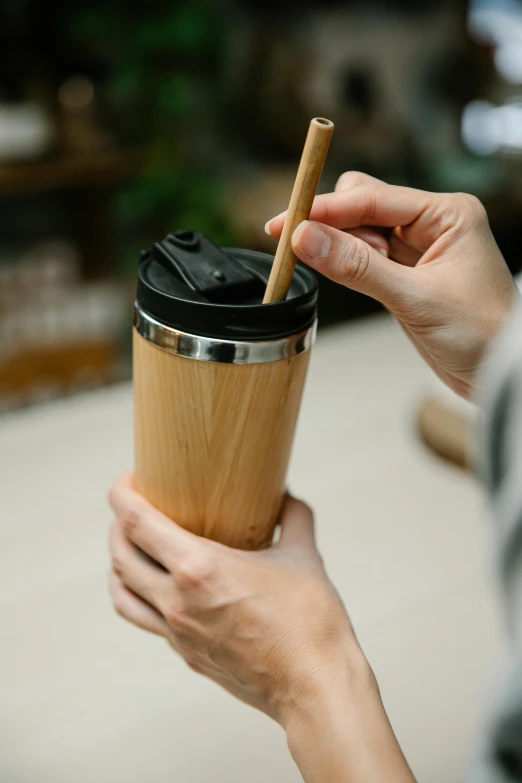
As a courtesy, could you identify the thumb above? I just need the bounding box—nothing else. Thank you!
[292,220,413,309]
[277,495,316,551]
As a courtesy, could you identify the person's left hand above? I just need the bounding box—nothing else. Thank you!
[108,472,370,727]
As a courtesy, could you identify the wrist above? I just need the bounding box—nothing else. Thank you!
[283,643,378,749]
[282,640,376,733]
[283,647,415,783]
[277,626,370,735]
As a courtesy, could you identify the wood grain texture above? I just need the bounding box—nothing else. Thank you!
[417,397,472,471]
[263,117,334,304]
[133,331,311,549]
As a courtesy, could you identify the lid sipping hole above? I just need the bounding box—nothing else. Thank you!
[168,230,200,250]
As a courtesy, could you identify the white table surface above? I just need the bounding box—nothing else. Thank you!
[0,314,502,783]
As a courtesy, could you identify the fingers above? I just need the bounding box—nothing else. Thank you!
[109,474,223,610]
[110,518,170,611]
[266,181,431,239]
[108,472,196,569]
[334,172,422,266]
[389,229,423,267]
[109,571,169,637]
[277,495,316,551]
[291,220,414,308]
[345,227,389,258]
[266,171,381,238]
[335,173,392,261]
[335,171,382,192]
[347,228,422,266]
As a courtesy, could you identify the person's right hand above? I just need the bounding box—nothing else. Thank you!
[266,172,519,399]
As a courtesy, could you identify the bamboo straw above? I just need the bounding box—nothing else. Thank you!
[263,117,334,304]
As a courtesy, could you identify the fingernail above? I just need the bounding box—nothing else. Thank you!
[379,248,388,258]
[293,221,330,259]
[265,211,287,235]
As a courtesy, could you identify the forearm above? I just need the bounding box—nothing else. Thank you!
[284,658,416,783]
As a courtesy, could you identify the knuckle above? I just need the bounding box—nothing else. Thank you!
[336,170,368,190]
[175,552,215,590]
[454,193,487,223]
[109,571,131,621]
[362,189,378,224]
[336,170,358,189]
[166,605,184,629]
[111,586,128,619]
[111,557,124,577]
[335,238,371,283]
[121,508,141,539]
[113,596,127,619]
[165,603,192,633]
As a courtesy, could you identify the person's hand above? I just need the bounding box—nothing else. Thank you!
[108,472,416,782]
[266,172,520,399]
[108,472,366,723]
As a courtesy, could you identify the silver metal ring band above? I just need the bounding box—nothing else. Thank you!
[134,304,316,365]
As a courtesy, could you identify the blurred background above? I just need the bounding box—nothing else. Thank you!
[1,0,522,411]
[2,2,522,782]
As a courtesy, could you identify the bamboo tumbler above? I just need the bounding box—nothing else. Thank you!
[133,231,318,550]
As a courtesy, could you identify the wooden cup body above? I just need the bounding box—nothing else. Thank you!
[133,329,311,549]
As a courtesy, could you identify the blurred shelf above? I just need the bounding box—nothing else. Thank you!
[0,339,120,409]
[0,149,144,197]
[0,149,144,277]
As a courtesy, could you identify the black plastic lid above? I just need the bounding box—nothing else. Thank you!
[136,230,318,341]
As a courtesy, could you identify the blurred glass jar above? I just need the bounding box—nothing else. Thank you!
[0,240,80,308]
[0,102,54,162]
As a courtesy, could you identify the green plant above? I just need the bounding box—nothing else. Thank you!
[65,1,236,266]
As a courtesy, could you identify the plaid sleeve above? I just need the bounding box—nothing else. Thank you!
[470,303,522,782]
